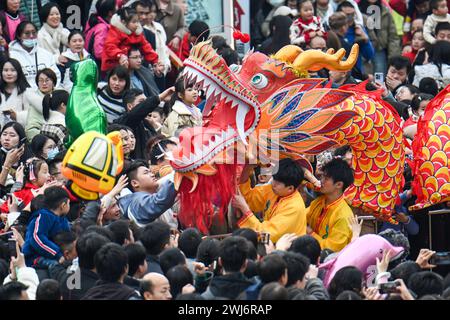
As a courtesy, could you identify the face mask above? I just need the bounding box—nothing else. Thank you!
[22,38,37,49]
[47,147,59,160]
[269,0,284,7]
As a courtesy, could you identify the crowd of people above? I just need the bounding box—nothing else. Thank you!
[0,0,448,301]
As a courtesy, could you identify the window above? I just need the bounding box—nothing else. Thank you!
[82,138,108,171]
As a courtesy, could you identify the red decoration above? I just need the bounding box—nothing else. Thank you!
[233,30,250,43]
[233,30,242,40]
[240,33,250,43]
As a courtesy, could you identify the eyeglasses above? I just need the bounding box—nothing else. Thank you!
[129,56,143,60]
[38,78,52,84]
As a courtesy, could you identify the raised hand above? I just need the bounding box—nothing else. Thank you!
[415,248,437,269]
[376,249,393,274]
[275,233,298,251]
[347,215,363,241]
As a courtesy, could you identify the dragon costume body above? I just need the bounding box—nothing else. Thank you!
[410,85,450,210]
[169,41,406,234]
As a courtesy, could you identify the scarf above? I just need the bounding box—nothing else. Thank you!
[42,22,68,53]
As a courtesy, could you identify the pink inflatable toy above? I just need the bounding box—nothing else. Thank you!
[319,234,405,288]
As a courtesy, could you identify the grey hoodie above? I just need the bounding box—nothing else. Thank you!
[118,180,177,227]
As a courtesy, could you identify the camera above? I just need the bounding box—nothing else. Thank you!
[258,232,270,245]
[430,252,450,266]
[378,281,399,294]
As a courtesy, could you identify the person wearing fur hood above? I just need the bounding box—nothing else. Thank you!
[37,3,70,61]
[101,7,159,73]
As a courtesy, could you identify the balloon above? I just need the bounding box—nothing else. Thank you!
[319,234,405,288]
[62,131,124,200]
[65,59,107,146]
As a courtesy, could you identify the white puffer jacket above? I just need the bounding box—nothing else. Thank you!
[9,40,61,89]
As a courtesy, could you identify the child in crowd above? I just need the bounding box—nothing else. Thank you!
[102,6,159,73]
[177,20,210,63]
[290,0,326,46]
[0,158,51,213]
[403,93,433,139]
[402,18,424,46]
[423,0,450,43]
[22,186,71,267]
[403,29,426,63]
[161,78,202,138]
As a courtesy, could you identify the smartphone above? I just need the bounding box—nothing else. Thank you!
[209,260,217,272]
[378,281,399,294]
[8,239,17,258]
[258,232,270,245]
[430,252,450,265]
[374,72,384,84]
[18,137,27,148]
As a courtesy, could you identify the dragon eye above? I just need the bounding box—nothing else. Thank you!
[251,73,268,89]
[229,64,241,73]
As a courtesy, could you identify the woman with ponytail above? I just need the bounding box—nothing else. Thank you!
[25,88,68,143]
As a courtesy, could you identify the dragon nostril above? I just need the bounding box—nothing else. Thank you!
[211,136,215,142]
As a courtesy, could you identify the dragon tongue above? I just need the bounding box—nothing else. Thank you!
[236,103,249,145]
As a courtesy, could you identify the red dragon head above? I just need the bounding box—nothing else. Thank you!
[168,41,403,233]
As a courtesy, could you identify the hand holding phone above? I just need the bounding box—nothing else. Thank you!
[378,281,400,294]
[374,72,384,84]
[18,137,27,148]
[429,252,450,265]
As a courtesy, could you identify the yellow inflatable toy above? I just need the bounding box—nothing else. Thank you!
[62,131,124,200]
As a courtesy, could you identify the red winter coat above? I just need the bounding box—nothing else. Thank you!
[0,183,39,213]
[177,32,191,63]
[101,14,159,72]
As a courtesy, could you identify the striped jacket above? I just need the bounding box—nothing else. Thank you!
[97,86,125,124]
[23,208,70,267]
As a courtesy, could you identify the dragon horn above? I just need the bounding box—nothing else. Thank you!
[292,44,359,72]
[273,45,304,64]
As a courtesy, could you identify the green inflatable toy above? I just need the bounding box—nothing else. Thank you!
[65,59,107,146]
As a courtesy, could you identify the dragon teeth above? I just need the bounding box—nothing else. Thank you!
[236,103,249,145]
